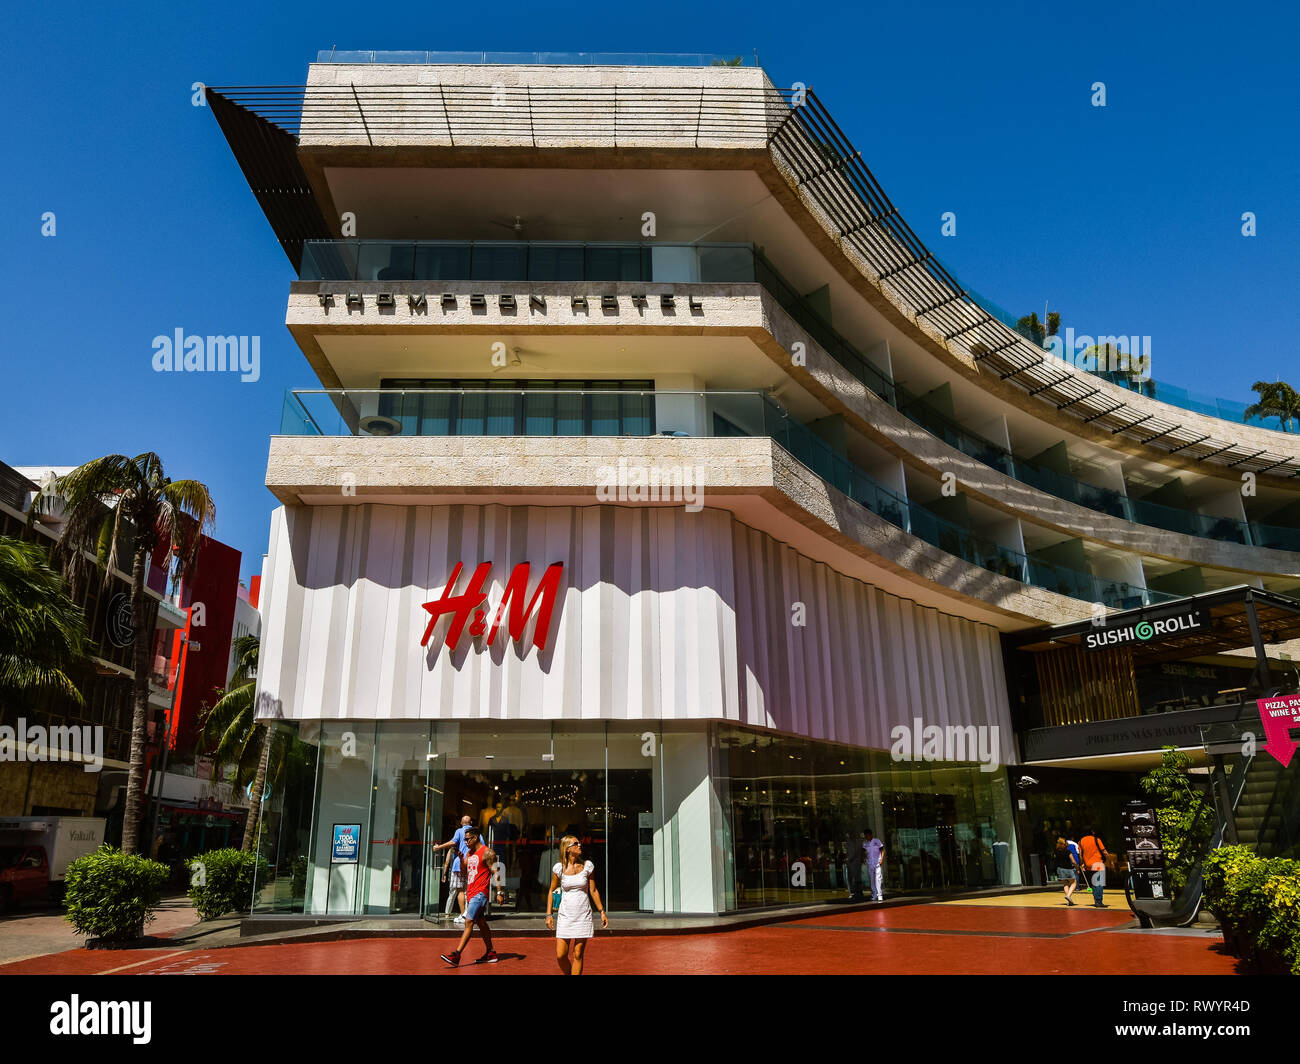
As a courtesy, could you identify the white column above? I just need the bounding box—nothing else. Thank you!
[653,729,723,914]
[653,374,707,436]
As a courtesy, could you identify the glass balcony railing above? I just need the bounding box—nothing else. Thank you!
[895,385,1300,552]
[299,239,754,285]
[281,387,1174,609]
[314,51,752,67]
[298,239,1299,553]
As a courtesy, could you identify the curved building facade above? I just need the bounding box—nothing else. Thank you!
[211,55,1300,917]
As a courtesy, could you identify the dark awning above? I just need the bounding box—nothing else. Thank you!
[1007,585,1300,665]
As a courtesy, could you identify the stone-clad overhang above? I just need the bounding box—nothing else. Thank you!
[207,67,1300,483]
[286,279,1300,579]
[265,432,1092,632]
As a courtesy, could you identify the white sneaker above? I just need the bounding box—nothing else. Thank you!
[453,915,465,924]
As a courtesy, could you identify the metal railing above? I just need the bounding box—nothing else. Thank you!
[224,84,787,144]
[314,51,751,67]
[0,461,37,513]
[281,387,1173,608]
[958,280,1272,429]
[771,91,1299,471]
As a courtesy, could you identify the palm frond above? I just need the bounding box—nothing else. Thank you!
[200,682,255,750]
[0,535,88,704]
[157,479,216,575]
[228,634,260,687]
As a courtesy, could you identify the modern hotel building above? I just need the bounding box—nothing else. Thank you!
[209,53,1300,918]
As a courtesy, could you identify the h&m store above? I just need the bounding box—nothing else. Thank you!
[249,501,1022,918]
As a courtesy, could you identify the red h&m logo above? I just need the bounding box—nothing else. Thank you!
[420,562,564,652]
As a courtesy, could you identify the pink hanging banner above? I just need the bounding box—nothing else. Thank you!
[1256,693,1300,768]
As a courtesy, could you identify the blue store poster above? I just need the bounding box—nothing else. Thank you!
[332,823,361,864]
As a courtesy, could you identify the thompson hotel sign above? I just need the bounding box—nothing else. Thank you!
[1082,608,1207,651]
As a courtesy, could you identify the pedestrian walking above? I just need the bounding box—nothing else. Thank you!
[1078,826,1110,907]
[845,831,866,900]
[545,834,608,975]
[440,826,504,967]
[865,829,885,901]
[1055,836,1082,905]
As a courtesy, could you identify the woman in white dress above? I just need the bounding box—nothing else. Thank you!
[545,834,608,974]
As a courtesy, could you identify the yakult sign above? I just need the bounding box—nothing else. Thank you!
[420,561,564,652]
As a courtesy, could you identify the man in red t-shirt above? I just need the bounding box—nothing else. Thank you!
[441,826,505,967]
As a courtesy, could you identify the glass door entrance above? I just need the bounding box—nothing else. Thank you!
[422,725,657,919]
[300,721,665,917]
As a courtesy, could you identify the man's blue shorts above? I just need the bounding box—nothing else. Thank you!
[465,891,488,921]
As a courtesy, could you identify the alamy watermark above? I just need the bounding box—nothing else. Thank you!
[0,719,103,772]
[1044,328,1151,382]
[890,717,1001,773]
[595,459,706,512]
[50,996,150,1044]
[151,329,261,383]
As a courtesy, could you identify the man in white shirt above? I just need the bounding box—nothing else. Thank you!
[865,829,885,901]
[431,815,475,923]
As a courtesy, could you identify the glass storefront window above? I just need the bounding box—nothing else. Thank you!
[604,726,661,913]
[716,726,1019,910]
[364,724,433,914]
[258,720,1017,918]
[377,380,655,438]
[281,723,676,917]
[250,721,321,914]
[306,722,377,915]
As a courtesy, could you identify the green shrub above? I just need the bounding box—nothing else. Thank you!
[187,848,268,921]
[1203,845,1254,920]
[1260,868,1300,974]
[63,847,170,944]
[1140,747,1214,893]
[1204,846,1300,973]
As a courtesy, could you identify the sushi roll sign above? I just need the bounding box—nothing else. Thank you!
[1082,609,1206,651]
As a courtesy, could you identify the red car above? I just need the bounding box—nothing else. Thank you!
[0,845,51,911]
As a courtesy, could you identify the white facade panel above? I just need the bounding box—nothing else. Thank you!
[257,502,1015,762]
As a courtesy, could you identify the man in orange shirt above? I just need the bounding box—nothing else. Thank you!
[1078,827,1110,907]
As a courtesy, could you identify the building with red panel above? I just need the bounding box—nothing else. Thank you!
[150,534,243,752]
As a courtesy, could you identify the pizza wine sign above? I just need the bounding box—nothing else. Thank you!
[420,561,564,653]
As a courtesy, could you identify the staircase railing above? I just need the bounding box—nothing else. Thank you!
[1126,720,1257,927]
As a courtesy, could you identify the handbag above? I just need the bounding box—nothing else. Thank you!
[551,865,563,914]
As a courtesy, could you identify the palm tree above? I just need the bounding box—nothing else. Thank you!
[1245,380,1300,433]
[1016,310,1061,347]
[199,634,272,851]
[0,535,88,705]
[200,637,314,858]
[30,454,215,855]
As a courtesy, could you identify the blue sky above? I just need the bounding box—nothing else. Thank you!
[2,1,1296,582]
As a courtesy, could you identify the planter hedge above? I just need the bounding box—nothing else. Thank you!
[63,847,170,945]
[187,848,269,921]
[1203,846,1300,974]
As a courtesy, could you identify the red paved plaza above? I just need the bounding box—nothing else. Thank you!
[0,898,1238,975]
